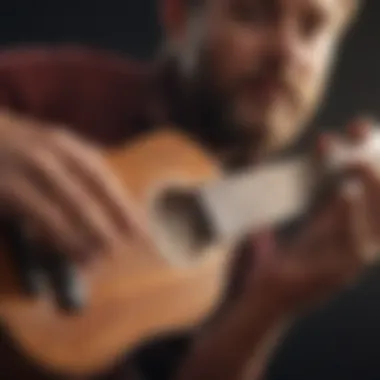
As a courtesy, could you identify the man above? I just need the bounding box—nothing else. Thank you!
[0,0,374,379]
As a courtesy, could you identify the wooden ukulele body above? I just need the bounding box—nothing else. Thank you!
[0,129,229,377]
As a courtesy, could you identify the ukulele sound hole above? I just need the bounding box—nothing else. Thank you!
[151,187,214,266]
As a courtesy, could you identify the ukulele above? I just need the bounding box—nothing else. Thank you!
[0,125,379,377]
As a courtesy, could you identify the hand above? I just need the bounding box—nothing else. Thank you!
[238,118,380,316]
[0,112,141,310]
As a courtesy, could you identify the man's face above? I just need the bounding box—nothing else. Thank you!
[173,0,354,153]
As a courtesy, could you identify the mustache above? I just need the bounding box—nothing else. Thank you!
[235,69,302,105]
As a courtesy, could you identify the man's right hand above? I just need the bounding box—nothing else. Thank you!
[0,112,140,308]
[237,119,380,318]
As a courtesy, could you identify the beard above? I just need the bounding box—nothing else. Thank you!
[163,46,308,168]
[178,52,265,152]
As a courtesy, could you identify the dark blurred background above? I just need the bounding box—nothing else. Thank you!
[2,0,379,128]
[2,1,380,379]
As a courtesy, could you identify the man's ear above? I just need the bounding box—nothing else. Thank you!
[160,0,188,38]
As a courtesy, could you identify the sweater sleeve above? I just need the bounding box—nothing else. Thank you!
[0,46,150,144]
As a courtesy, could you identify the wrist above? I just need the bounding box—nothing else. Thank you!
[229,292,291,340]
[237,286,291,322]
[215,293,293,373]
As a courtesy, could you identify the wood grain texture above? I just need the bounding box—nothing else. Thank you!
[0,128,230,377]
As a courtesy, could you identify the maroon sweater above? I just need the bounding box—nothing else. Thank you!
[0,46,195,380]
[0,46,157,143]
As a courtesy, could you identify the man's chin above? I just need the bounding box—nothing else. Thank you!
[232,119,293,158]
[234,101,297,139]
[232,109,270,139]
[233,100,274,127]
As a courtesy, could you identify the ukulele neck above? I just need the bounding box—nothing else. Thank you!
[151,128,380,266]
[198,156,316,242]
[151,155,317,266]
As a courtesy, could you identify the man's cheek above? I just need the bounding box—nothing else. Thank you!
[305,48,335,99]
[302,72,327,113]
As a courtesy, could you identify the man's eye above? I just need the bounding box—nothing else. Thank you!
[301,14,324,40]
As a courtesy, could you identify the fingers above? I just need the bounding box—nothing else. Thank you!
[2,220,44,296]
[308,180,373,287]
[0,175,90,259]
[22,147,121,255]
[244,119,380,312]
[340,163,380,246]
[340,179,377,267]
[47,129,146,244]
[314,117,380,244]
[0,118,138,313]
[313,117,374,168]
[40,251,86,312]
[51,130,142,235]
[1,220,86,313]
[2,127,139,261]
[291,179,372,290]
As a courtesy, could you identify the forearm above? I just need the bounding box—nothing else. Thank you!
[175,298,291,380]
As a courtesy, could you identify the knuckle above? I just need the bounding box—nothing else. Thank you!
[25,150,49,169]
[23,147,64,180]
[48,127,75,143]
[49,128,101,164]
[11,141,47,167]
[49,127,90,152]
[36,217,81,255]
